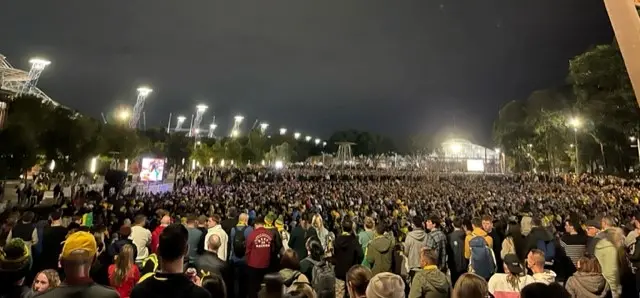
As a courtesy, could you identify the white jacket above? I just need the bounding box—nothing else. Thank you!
[205,225,229,261]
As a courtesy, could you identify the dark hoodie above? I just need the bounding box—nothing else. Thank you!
[526,226,554,255]
[365,234,395,276]
[408,266,450,298]
[333,233,364,280]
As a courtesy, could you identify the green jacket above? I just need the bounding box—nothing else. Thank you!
[408,267,450,298]
[365,234,395,276]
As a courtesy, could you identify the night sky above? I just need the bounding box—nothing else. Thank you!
[0,0,613,145]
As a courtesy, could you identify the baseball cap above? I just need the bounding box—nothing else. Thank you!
[61,231,97,260]
[503,253,523,274]
[586,219,601,230]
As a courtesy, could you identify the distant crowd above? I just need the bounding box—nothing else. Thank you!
[1,169,640,298]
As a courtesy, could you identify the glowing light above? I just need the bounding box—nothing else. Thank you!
[209,123,217,130]
[234,115,244,123]
[494,148,501,154]
[89,157,97,174]
[305,136,312,142]
[137,86,153,97]
[261,160,266,166]
[631,136,637,142]
[209,158,213,166]
[294,132,301,140]
[274,160,284,169]
[49,160,55,172]
[569,117,582,129]
[191,159,196,170]
[196,104,208,112]
[220,159,225,167]
[195,129,200,134]
[314,138,321,145]
[29,58,51,69]
[231,129,239,138]
[279,128,287,135]
[177,116,186,123]
[450,143,462,153]
[260,122,269,131]
[124,159,129,171]
[117,108,131,121]
[181,158,185,165]
[322,141,327,147]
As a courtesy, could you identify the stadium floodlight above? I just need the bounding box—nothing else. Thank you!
[129,86,153,129]
[294,132,301,140]
[279,128,287,135]
[305,136,312,142]
[175,115,187,131]
[191,105,208,137]
[314,138,321,145]
[20,58,51,95]
[260,122,269,133]
[274,160,284,170]
[231,115,244,137]
[196,104,208,112]
[234,115,244,123]
[450,143,462,153]
[117,108,131,122]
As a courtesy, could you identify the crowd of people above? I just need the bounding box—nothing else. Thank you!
[1,168,640,298]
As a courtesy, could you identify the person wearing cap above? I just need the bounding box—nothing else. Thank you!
[487,253,536,298]
[36,231,119,298]
[0,239,32,298]
[408,248,450,298]
[366,272,405,298]
[131,224,211,298]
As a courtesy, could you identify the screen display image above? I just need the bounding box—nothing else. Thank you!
[466,159,485,172]
[140,158,165,182]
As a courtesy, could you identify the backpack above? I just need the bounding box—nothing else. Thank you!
[305,257,336,298]
[233,226,247,258]
[536,239,555,265]
[468,235,496,279]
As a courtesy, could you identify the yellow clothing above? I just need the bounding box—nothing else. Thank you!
[464,228,493,259]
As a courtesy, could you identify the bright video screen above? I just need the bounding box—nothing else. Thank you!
[466,159,485,172]
[140,158,165,182]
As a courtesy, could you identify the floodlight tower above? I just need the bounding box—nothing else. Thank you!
[175,115,186,130]
[129,86,152,129]
[192,104,208,137]
[208,123,217,138]
[20,58,51,95]
[259,122,269,134]
[231,115,244,137]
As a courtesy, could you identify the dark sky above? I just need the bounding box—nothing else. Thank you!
[0,0,613,145]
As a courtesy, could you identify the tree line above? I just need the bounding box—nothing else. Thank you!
[0,95,398,178]
[493,42,640,174]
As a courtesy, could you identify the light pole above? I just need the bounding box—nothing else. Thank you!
[630,136,640,167]
[569,117,582,174]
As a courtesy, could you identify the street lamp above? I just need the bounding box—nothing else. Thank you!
[117,109,131,122]
[279,128,287,135]
[305,136,312,142]
[569,117,583,174]
[260,122,269,134]
[294,132,301,140]
[314,138,321,145]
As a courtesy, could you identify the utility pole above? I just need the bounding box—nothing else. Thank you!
[603,0,640,106]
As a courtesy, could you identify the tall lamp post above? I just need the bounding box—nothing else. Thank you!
[569,117,582,174]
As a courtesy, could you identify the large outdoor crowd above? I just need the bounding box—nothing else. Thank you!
[1,168,640,298]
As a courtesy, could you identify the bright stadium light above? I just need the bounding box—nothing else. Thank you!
[450,143,462,153]
[231,130,239,138]
[274,160,284,169]
[260,122,269,133]
[569,117,582,130]
[209,123,217,130]
[314,138,321,145]
[29,58,51,70]
[137,86,153,97]
[117,108,131,122]
[294,132,301,140]
[305,136,312,142]
[89,157,97,174]
[234,115,244,123]
[177,115,186,123]
[279,128,287,135]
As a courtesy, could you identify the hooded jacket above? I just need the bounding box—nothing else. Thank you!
[525,226,554,253]
[408,266,450,298]
[366,234,395,276]
[531,270,557,285]
[333,233,364,280]
[565,272,610,298]
[404,229,428,269]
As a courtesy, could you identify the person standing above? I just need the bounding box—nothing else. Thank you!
[205,215,228,261]
[131,224,211,298]
[150,215,171,254]
[447,218,467,286]
[408,248,450,298]
[37,232,119,298]
[195,234,231,289]
[41,211,68,272]
[6,211,38,253]
[425,216,447,273]
[365,223,395,276]
[405,216,428,270]
[289,213,317,259]
[483,215,503,273]
[130,215,152,265]
[334,217,364,298]
[246,217,274,298]
[186,215,203,265]
[229,213,253,298]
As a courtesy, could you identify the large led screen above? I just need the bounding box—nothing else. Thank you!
[140,158,165,182]
[466,159,485,172]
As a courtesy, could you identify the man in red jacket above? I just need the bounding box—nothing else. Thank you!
[246,216,273,298]
[151,215,171,254]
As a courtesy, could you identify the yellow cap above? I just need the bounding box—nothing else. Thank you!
[62,231,97,260]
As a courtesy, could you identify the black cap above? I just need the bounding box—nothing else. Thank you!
[503,254,523,274]
[586,219,601,230]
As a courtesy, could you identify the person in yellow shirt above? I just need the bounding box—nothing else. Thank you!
[464,218,493,260]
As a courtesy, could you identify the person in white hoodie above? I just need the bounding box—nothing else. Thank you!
[527,249,557,284]
[205,214,228,261]
[404,216,428,270]
[488,254,537,298]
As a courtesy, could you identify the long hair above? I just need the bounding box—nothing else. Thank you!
[32,269,61,291]
[110,244,135,287]
[306,237,324,261]
[506,223,527,261]
[452,273,488,298]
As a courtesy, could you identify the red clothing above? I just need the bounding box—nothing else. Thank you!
[108,263,140,298]
[246,227,273,269]
[151,225,166,254]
